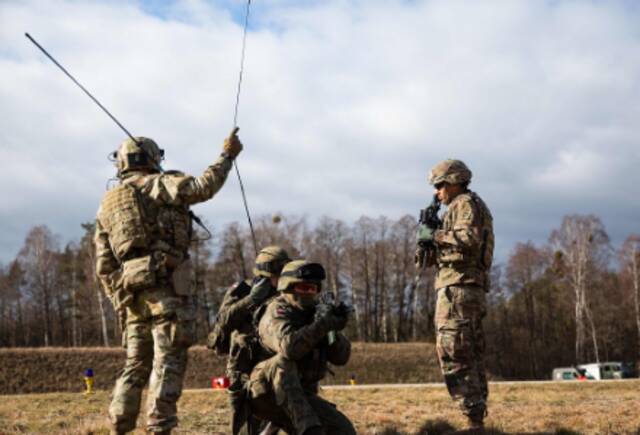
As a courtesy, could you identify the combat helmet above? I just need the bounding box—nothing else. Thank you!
[277,260,326,293]
[254,245,291,278]
[428,159,472,186]
[114,136,164,177]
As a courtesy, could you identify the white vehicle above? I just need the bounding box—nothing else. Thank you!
[551,367,593,381]
[577,362,629,380]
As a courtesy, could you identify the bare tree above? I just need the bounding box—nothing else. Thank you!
[620,234,640,359]
[390,215,417,341]
[191,225,214,342]
[6,260,26,345]
[80,222,111,346]
[550,215,610,364]
[505,242,549,377]
[18,226,60,346]
[305,216,348,296]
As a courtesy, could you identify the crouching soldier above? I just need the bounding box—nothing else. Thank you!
[207,246,291,434]
[247,260,356,435]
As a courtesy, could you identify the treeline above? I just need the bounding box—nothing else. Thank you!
[0,213,638,379]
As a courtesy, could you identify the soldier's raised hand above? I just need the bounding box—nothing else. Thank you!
[223,127,243,159]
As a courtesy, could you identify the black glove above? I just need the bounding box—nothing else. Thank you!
[314,301,333,322]
[314,305,348,332]
[249,277,273,305]
[334,301,353,318]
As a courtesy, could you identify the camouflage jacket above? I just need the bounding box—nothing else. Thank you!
[212,278,276,378]
[94,154,233,303]
[258,295,351,391]
[433,190,494,290]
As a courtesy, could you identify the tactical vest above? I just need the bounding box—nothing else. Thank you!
[436,191,494,289]
[97,182,149,261]
[470,192,494,271]
[98,175,193,261]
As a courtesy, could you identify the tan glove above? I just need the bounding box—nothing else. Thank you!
[223,126,243,159]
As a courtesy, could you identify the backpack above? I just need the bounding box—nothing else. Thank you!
[207,280,252,355]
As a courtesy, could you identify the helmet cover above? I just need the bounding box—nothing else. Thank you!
[428,159,472,186]
[254,245,291,278]
[114,136,164,176]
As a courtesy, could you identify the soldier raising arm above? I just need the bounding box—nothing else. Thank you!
[94,129,242,435]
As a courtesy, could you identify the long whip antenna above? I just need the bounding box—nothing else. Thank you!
[25,33,136,142]
[232,0,258,256]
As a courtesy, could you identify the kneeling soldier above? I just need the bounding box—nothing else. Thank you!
[208,245,290,434]
[248,260,355,435]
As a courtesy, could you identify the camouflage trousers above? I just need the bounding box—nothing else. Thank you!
[248,354,356,435]
[227,332,267,434]
[435,285,488,420]
[109,286,195,433]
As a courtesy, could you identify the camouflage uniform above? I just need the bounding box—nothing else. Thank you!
[208,246,290,434]
[424,160,494,424]
[209,281,277,433]
[95,135,238,433]
[249,287,354,434]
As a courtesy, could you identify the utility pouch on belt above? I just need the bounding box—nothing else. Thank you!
[121,255,156,292]
[171,259,193,296]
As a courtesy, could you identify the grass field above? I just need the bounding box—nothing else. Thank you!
[0,380,638,434]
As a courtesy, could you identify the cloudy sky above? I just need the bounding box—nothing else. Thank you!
[1,0,639,264]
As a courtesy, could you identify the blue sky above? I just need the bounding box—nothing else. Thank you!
[1,0,639,265]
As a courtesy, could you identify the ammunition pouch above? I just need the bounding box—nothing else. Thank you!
[111,287,135,312]
[171,258,193,296]
[121,255,157,292]
[103,269,133,312]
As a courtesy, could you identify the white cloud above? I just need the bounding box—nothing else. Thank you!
[1,0,639,264]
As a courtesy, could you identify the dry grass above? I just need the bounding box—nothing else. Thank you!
[0,380,638,434]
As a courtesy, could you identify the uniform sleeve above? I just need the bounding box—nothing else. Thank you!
[260,304,328,361]
[217,294,254,331]
[327,332,351,366]
[434,197,482,251]
[94,218,120,295]
[147,155,234,206]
